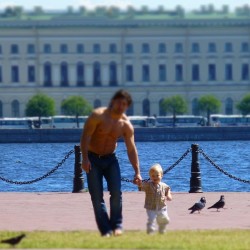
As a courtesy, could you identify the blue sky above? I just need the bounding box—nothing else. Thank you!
[0,0,249,11]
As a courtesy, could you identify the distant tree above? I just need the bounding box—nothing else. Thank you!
[161,95,188,127]
[25,93,56,127]
[198,95,221,126]
[236,93,250,116]
[61,96,92,128]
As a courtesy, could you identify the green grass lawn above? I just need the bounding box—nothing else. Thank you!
[0,230,249,249]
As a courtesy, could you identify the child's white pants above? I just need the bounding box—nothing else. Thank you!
[146,207,170,234]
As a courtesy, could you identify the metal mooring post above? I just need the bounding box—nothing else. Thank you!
[72,145,85,193]
[189,144,203,193]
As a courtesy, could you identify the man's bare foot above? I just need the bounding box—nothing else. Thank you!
[113,229,123,236]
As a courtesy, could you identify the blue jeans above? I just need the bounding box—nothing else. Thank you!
[87,152,122,235]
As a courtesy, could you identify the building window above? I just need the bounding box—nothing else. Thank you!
[28,65,35,83]
[192,98,199,115]
[143,99,150,116]
[159,99,166,116]
[94,99,101,108]
[126,65,133,82]
[27,44,35,54]
[241,63,249,80]
[11,44,19,54]
[93,62,101,86]
[11,66,19,82]
[208,42,216,53]
[192,43,200,53]
[208,64,216,81]
[0,101,2,117]
[0,45,2,54]
[225,42,233,52]
[142,65,150,82]
[175,64,183,81]
[225,98,233,115]
[158,43,166,53]
[44,44,51,53]
[76,62,85,86]
[125,43,133,53]
[175,43,183,53]
[60,62,68,86]
[109,62,117,86]
[60,44,68,54]
[192,64,200,81]
[159,64,166,82]
[93,44,101,54]
[11,100,20,117]
[225,63,233,81]
[0,66,2,82]
[142,43,150,53]
[109,44,117,53]
[241,42,249,52]
[77,44,84,54]
[44,62,52,86]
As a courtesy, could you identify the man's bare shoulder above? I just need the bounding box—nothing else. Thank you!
[121,114,134,134]
[89,107,107,119]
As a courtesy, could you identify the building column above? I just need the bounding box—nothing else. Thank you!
[102,63,109,86]
[85,64,92,87]
[69,64,76,87]
[53,64,60,87]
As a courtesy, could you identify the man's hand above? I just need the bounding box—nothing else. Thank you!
[82,160,91,173]
[133,173,142,185]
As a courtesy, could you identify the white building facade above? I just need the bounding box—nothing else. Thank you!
[0,6,250,117]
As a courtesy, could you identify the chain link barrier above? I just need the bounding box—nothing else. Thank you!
[121,147,192,183]
[199,148,250,184]
[0,149,75,185]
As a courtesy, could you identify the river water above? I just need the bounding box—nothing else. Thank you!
[0,141,249,192]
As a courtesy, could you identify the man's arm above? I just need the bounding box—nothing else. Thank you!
[80,112,98,173]
[123,123,142,183]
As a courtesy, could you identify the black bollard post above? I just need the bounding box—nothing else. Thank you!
[72,145,85,193]
[189,144,203,193]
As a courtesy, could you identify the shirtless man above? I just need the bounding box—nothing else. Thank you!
[80,89,142,237]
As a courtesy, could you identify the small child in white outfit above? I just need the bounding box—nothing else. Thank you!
[137,163,172,234]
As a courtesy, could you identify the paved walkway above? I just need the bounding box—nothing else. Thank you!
[0,192,249,232]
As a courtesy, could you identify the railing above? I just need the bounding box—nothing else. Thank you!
[0,144,249,192]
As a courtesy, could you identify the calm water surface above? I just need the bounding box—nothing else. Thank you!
[0,141,249,192]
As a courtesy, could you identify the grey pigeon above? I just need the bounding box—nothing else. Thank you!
[208,195,225,211]
[1,234,26,247]
[188,197,206,214]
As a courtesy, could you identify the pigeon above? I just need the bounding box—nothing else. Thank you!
[188,197,206,214]
[208,195,225,211]
[1,233,26,247]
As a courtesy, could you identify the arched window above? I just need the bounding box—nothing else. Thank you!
[44,62,52,86]
[159,99,166,116]
[11,100,20,117]
[93,62,101,86]
[143,99,150,116]
[192,98,200,115]
[94,99,101,108]
[0,100,3,117]
[60,62,68,86]
[109,62,117,86]
[76,62,85,86]
[126,103,134,116]
[225,98,233,115]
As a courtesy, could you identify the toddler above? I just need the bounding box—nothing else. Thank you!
[138,163,172,234]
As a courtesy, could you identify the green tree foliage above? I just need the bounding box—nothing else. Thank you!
[236,93,250,116]
[198,95,221,125]
[161,95,188,126]
[61,96,92,128]
[25,93,55,117]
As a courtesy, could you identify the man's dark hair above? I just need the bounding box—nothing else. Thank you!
[109,89,132,107]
